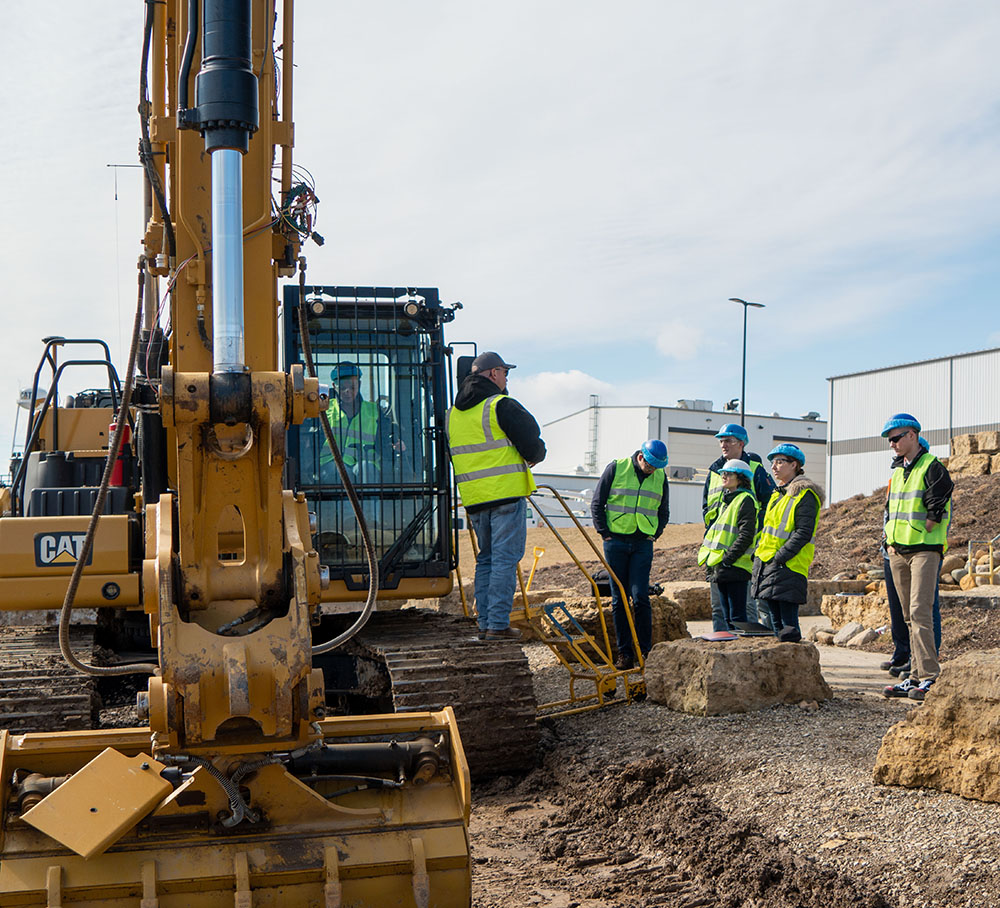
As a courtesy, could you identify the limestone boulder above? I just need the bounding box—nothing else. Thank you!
[821,593,890,632]
[941,553,965,574]
[815,632,835,645]
[832,621,865,645]
[976,429,1000,455]
[846,627,878,646]
[948,453,991,476]
[873,651,1000,802]
[951,434,978,456]
[645,637,832,716]
[992,453,1000,475]
[960,572,978,591]
[660,582,712,620]
[804,580,868,616]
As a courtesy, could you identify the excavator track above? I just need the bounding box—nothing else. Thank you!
[352,611,539,778]
[0,626,99,732]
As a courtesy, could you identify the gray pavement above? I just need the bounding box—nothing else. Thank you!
[685,615,895,697]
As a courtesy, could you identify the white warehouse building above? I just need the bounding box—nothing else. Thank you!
[535,400,826,525]
[827,346,1000,503]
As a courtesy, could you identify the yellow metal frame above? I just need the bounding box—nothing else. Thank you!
[966,534,1000,584]
[460,485,646,717]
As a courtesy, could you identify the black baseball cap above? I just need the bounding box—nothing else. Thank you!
[470,351,516,373]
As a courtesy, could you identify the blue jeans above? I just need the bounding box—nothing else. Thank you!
[716,580,748,630]
[603,537,654,659]
[884,555,941,662]
[760,598,801,639]
[712,582,765,630]
[469,499,527,632]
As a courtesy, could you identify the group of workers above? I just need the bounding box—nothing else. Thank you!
[397,349,952,702]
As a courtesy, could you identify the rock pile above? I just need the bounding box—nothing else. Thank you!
[946,429,1000,477]
[644,637,832,715]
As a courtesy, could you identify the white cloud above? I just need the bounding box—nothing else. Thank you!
[655,323,705,361]
[515,370,614,426]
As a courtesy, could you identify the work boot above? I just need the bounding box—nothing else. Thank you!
[485,626,522,641]
[888,662,911,678]
[614,653,634,670]
[880,657,908,672]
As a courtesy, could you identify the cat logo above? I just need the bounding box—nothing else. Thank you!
[34,533,93,568]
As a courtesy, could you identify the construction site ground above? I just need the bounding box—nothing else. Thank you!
[468,480,1000,908]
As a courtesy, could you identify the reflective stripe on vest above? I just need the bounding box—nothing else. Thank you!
[319,399,380,472]
[705,455,765,526]
[447,395,536,507]
[755,486,821,578]
[698,490,758,571]
[605,457,666,536]
[885,453,951,551]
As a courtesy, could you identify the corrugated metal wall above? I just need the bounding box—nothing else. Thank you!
[827,348,1000,502]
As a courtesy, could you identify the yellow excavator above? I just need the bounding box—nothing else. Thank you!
[0,2,475,904]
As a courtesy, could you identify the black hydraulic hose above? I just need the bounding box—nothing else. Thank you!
[178,0,199,113]
[295,265,379,655]
[140,0,176,261]
[59,261,158,678]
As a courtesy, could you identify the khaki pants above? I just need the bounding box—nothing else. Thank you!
[887,548,941,682]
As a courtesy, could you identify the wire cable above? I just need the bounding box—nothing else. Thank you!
[296,264,379,655]
[58,260,157,678]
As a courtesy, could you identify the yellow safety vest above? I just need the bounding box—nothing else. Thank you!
[698,490,758,572]
[755,486,821,578]
[605,457,665,536]
[885,453,951,551]
[705,455,766,526]
[447,395,536,508]
[320,399,380,475]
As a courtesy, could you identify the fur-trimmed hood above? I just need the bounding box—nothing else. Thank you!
[780,475,825,507]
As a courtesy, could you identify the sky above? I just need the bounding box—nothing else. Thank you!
[2,1,1000,469]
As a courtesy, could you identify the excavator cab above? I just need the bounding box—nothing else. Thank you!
[284,285,458,603]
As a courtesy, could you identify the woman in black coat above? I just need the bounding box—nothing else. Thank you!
[751,444,825,642]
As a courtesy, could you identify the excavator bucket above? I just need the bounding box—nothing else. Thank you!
[0,711,471,907]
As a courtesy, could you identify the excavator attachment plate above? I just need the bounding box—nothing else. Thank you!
[21,748,171,858]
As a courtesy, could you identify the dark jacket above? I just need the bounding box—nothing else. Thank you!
[451,373,546,513]
[751,475,824,605]
[706,487,758,583]
[591,452,670,541]
[703,451,775,531]
[885,448,953,555]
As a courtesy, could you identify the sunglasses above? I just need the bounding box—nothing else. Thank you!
[887,432,909,445]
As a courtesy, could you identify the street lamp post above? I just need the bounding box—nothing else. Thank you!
[728,298,766,427]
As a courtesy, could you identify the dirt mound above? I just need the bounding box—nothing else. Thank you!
[473,752,891,908]
[531,474,1000,594]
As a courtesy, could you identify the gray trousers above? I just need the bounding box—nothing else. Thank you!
[887,548,941,682]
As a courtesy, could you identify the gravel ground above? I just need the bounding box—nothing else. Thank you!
[469,642,1000,908]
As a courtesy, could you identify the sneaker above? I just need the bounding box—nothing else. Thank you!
[907,679,935,701]
[614,654,635,670]
[888,662,911,678]
[883,678,918,698]
[484,626,522,641]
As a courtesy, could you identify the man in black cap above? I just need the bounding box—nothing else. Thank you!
[448,352,546,639]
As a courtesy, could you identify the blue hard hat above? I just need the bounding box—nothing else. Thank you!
[641,439,669,469]
[715,423,748,444]
[880,413,920,437]
[331,363,362,382]
[719,458,753,479]
[767,443,806,465]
